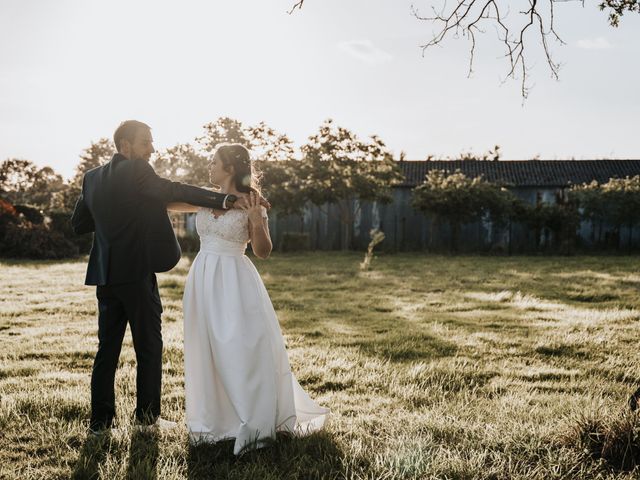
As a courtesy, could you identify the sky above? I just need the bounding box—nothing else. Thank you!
[1,0,639,179]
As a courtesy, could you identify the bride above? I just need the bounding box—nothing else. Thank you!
[169,143,329,455]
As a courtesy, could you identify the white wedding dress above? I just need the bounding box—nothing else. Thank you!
[182,206,330,455]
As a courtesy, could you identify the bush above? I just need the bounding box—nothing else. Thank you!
[48,210,93,254]
[279,232,310,252]
[13,205,44,225]
[0,222,78,259]
[0,198,18,227]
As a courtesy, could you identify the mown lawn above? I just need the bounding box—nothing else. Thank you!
[2,253,640,479]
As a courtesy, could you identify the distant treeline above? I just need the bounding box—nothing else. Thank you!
[1,117,638,258]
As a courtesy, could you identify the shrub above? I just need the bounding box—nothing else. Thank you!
[279,232,310,252]
[0,222,78,259]
[0,198,18,227]
[13,205,44,225]
[0,198,78,259]
[48,210,93,254]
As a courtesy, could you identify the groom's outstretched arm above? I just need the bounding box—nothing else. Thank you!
[134,160,229,209]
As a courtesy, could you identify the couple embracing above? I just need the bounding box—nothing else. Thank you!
[71,120,329,455]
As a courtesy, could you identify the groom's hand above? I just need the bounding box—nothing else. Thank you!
[232,193,270,210]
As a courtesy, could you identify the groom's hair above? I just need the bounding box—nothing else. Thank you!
[113,120,151,152]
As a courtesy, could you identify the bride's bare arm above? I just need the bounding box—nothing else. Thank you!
[247,192,272,259]
[249,216,272,259]
[167,202,199,213]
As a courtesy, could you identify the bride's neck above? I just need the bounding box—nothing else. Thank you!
[214,177,241,196]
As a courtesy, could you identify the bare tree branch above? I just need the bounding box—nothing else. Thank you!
[289,0,640,97]
[288,0,304,15]
[412,0,580,99]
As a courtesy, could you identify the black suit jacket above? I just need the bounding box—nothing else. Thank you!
[71,153,228,286]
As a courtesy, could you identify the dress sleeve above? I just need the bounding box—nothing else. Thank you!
[261,206,268,219]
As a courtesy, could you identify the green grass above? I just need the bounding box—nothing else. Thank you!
[3,253,640,479]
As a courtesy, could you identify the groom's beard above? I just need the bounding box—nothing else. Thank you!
[132,153,151,162]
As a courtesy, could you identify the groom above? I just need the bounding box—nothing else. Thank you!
[71,120,260,433]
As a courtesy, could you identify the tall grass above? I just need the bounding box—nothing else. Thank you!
[2,253,640,479]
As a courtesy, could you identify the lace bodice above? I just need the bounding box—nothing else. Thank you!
[195,207,268,246]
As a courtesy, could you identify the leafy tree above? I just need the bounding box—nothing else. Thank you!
[301,119,403,250]
[571,176,640,250]
[412,169,581,253]
[257,160,306,216]
[602,176,640,250]
[56,138,115,212]
[601,0,640,26]
[424,145,502,161]
[197,117,249,153]
[512,199,580,253]
[72,138,115,183]
[244,121,301,218]
[0,159,65,208]
[246,121,296,162]
[569,180,609,245]
[197,117,301,209]
[152,143,209,185]
[412,169,516,251]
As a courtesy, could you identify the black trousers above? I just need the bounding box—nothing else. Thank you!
[90,273,163,430]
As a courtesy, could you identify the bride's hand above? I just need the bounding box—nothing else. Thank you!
[244,191,264,225]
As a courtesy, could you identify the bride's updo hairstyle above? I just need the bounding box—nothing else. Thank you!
[212,143,261,194]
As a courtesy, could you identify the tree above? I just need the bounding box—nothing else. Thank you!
[425,145,502,161]
[257,159,307,219]
[411,169,516,251]
[197,117,296,160]
[152,143,209,185]
[571,176,640,250]
[246,121,296,162]
[72,138,115,183]
[512,197,580,253]
[601,175,640,250]
[301,119,403,250]
[54,138,115,212]
[244,121,301,216]
[197,117,249,153]
[414,0,640,98]
[290,1,640,98]
[0,159,65,208]
[569,180,608,245]
[412,170,498,251]
[196,117,300,209]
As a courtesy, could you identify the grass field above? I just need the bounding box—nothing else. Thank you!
[2,252,640,479]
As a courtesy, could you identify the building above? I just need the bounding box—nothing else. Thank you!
[183,159,640,252]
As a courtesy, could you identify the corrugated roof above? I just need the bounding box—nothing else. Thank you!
[398,160,640,187]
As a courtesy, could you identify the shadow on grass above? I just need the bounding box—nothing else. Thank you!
[71,432,112,480]
[187,430,347,480]
[561,408,640,473]
[338,330,457,363]
[126,428,159,480]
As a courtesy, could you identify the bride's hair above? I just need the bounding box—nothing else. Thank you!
[212,143,261,194]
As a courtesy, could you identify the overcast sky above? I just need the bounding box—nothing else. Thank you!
[1,0,638,179]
